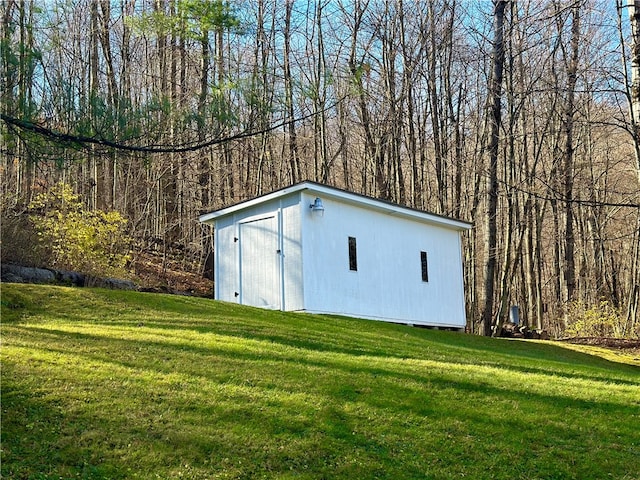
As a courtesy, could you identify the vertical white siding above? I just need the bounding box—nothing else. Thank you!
[214,216,238,303]
[281,195,304,311]
[301,193,466,327]
[212,188,467,327]
[214,195,305,311]
[239,215,280,308]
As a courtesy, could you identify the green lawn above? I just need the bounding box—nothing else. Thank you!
[2,284,639,480]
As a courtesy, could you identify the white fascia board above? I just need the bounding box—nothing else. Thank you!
[199,181,472,231]
[303,183,472,231]
[198,184,307,224]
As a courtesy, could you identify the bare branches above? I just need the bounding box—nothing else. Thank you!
[2,0,639,336]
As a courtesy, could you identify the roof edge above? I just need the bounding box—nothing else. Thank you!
[199,181,472,230]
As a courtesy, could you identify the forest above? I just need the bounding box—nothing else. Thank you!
[2,0,639,337]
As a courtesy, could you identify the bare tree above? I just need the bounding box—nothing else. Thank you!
[482,0,508,336]
[3,0,639,337]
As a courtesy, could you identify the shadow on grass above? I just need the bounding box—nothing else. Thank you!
[9,324,640,414]
[80,310,640,386]
[5,321,640,479]
[12,317,640,393]
[1,381,129,480]
[5,284,638,377]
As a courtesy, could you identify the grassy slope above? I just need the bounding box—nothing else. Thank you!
[2,284,639,480]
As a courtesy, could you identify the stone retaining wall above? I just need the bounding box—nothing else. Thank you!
[1,263,135,290]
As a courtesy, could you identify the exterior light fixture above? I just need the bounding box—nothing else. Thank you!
[310,197,325,217]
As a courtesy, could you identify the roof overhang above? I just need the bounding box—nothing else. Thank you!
[199,181,472,231]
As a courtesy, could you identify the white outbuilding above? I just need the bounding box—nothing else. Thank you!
[199,181,472,329]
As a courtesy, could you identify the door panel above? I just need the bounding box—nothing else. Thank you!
[239,216,280,309]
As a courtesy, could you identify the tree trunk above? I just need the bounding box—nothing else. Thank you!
[623,0,640,329]
[482,0,507,336]
[561,3,580,304]
[629,0,640,166]
[88,0,100,211]
[283,0,300,184]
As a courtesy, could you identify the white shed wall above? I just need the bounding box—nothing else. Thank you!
[214,216,237,303]
[210,185,468,328]
[280,194,304,311]
[214,194,305,311]
[300,192,466,327]
[215,200,281,304]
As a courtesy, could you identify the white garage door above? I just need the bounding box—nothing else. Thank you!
[239,215,281,309]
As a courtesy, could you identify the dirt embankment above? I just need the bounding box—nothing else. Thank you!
[556,337,640,355]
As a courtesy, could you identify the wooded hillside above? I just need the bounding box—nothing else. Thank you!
[2,0,639,336]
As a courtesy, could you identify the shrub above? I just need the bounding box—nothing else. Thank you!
[28,183,130,278]
[564,300,623,338]
[1,195,43,266]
